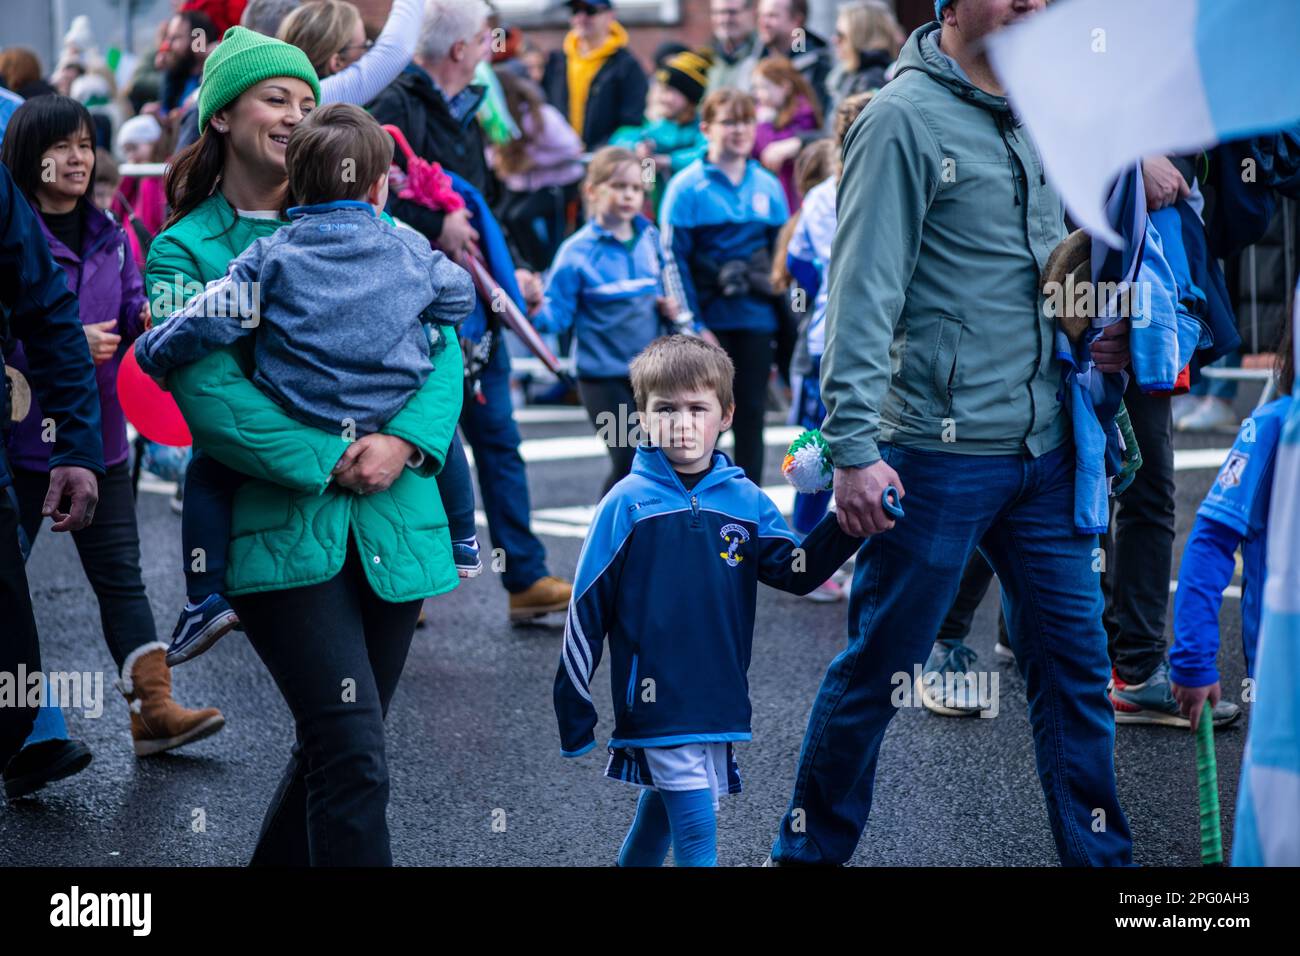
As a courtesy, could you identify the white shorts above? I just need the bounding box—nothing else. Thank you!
[606,742,743,810]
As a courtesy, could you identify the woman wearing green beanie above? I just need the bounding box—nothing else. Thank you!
[146,26,463,865]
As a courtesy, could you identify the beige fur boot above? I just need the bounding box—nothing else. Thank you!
[116,643,225,756]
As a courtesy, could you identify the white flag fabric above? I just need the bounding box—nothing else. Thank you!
[986,0,1300,246]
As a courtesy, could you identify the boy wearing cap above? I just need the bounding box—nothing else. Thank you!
[610,49,712,217]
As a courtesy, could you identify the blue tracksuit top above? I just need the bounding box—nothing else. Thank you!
[659,158,788,334]
[1172,396,1291,687]
[532,216,665,379]
[554,444,861,756]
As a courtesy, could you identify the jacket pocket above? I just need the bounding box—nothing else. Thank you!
[929,315,962,417]
[625,652,639,713]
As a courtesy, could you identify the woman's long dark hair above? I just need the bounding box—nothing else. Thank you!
[1275,308,1294,397]
[163,129,228,230]
[0,95,96,207]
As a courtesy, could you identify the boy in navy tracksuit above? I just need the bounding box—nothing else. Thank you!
[553,335,861,866]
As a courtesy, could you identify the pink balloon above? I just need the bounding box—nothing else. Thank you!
[117,344,192,447]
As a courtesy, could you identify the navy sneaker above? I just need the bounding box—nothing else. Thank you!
[166,594,240,667]
[1110,659,1242,727]
[453,538,483,578]
[918,641,984,717]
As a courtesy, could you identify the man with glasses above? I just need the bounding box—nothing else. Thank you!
[370,0,576,623]
[542,0,647,150]
[706,0,761,96]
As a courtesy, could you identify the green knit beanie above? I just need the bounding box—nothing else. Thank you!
[197,26,322,133]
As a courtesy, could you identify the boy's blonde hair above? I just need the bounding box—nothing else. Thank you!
[700,88,756,126]
[630,335,735,413]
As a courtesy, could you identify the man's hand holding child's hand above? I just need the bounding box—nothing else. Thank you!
[834,460,905,537]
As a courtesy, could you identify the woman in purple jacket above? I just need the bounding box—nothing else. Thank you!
[0,97,223,779]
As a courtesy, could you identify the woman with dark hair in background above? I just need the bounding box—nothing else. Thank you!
[0,95,224,799]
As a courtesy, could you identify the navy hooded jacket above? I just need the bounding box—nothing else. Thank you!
[554,444,860,756]
[0,162,103,488]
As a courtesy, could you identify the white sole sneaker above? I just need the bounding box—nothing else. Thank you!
[916,675,984,717]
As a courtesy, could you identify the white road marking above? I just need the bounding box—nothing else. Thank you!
[510,407,591,424]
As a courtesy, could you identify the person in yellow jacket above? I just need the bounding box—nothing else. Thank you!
[542,0,648,149]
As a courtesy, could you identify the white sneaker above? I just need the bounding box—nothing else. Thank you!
[1177,396,1239,433]
[1170,393,1199,428]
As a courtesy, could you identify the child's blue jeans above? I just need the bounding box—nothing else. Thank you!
[772,442,1133,867]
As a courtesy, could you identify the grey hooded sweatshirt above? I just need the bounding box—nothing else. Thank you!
[136,201,473,434]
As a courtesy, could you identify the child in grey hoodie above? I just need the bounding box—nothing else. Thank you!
[135,103,476,666]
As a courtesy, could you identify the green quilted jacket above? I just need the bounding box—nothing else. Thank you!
[144,193,463,601]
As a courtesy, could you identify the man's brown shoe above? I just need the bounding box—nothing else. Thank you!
[508,576,572,622]
[116,643,226,756]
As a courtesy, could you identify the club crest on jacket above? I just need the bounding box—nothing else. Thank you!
[719,523,750,566]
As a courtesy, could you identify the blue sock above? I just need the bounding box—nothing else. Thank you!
[618,789,672,867]
[660,788,718,867]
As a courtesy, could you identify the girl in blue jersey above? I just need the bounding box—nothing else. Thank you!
[532,146,683,496]
[1171,325,1293,728]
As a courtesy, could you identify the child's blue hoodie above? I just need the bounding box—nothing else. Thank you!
[1172,395,1292,686]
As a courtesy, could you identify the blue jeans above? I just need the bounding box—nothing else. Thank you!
[773,443,1132,866]
[181,450,246,599]
[459,342,549,592]
[438,430,476,543]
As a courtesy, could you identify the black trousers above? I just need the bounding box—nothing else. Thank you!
[232,544,420,866]
[578,376,638,498]
[1102,379,1176,684]
[712,329,774,485]
[0,458,41,769]
[12,461,157,671]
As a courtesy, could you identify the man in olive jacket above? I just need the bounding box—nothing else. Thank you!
[769,0,1134,867]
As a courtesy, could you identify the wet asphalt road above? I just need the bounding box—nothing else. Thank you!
[0,396,1254,867]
